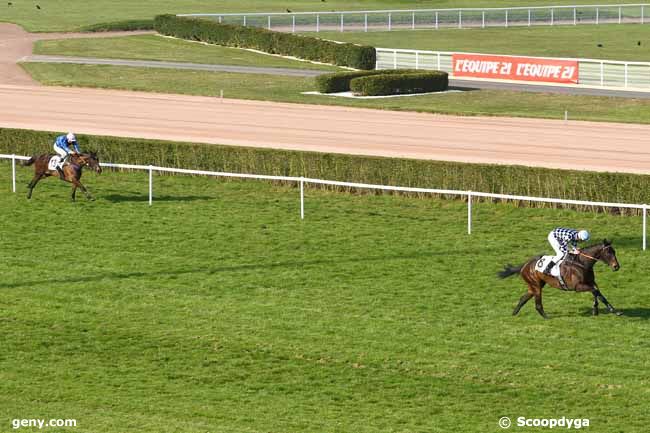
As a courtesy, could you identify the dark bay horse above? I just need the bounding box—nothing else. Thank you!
[498,240,621,319]
[22,152,102,201]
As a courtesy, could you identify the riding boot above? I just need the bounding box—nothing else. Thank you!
[543,261,556,275]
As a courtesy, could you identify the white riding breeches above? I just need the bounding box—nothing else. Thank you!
[547,232,566,263]
[54,145,68,159]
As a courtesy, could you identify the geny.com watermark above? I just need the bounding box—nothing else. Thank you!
[11,419,77,430]
[499,416,590,429]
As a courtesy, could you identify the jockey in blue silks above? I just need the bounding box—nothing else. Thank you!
[544,227,590,275]
[53,132,80,166]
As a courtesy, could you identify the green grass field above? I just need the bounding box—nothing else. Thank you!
[316,24,650,62]
[33,35,340,71]
[21,63,650,124]
[1,161,649,432]
[1,0,636,32]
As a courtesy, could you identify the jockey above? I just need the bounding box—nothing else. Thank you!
[53,132,80,166]
[544,227,590,275]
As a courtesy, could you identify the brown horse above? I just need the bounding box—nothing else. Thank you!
[22,152,102,201]
[498,240,621,319]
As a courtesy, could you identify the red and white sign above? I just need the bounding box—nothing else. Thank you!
[452,54,579,84]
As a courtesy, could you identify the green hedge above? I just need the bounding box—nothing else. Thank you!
[79,19,155,32]
[2,128,649,214]
[315,69,419,93]
[351,71,449,96]
[154,14,376,70]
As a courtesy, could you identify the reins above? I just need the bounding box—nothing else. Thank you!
[578,244,611,261]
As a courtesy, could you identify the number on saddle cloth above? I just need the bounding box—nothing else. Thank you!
[48,155,64,171]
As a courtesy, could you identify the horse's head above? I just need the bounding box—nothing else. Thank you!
[598,239,620,272]
[77,152,102,174]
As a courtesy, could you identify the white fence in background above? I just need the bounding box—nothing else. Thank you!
[1,153,646,250]
[375,48,650,89]
[179,4,650,33]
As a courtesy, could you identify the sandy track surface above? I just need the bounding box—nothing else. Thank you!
[2,23,649,175]
[3,84,650,174]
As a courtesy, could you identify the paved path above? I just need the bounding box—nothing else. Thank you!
[23,55,325,77]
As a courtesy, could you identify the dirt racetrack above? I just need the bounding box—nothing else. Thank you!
[1,23,649,175]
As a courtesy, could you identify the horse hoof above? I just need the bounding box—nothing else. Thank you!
[615,311,624,316]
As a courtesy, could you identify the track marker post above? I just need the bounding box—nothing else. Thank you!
[467,191,472,234]
[11,154,16,193]
[300,177,305,220]
[148,165,153,206]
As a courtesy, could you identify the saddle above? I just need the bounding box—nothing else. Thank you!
[534,255,570,290]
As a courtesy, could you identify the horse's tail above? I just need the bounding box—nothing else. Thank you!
[22,156,35,166]
[498,263,524,279]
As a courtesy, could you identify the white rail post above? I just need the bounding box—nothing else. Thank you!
[437,52,441,70]
[292,15,295,33]
[364,13,368,32]
[316,14,319,32]
[340,13,344,32]
[300,177,305,220]
[505,9,508,28]
[573,7,577,25]
[459,10,462,29]
[413,11,416,29]
[388,12,392,31]
[596,7,599,24]
[642,6,645,24]
[551,8,554,25]
[11,154,16,193]
[415,51,419,70]
[625,63,628,88]
[435,11,439,29]
[600,61,604,86]
[467,191,472,234]
[394,50,397,69]
[643,204,648,251]
[482,11,485,28]
[619,6,622,24]
[218,16,222,24]
[268,15,271,30]
[148,165,153,206]
[528,9,531,26]
[243,15,246,27]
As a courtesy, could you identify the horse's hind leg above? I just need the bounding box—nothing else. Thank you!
[513,292,533,316]
[534,291,549,319]
[592,292,599,316]
[26,174,43,199]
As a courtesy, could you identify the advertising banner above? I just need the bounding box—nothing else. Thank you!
[452,54,579,84]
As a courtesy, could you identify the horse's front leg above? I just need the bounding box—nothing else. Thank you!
[71,179,94,201]
[592,292,599,316]
[594,287,623,316]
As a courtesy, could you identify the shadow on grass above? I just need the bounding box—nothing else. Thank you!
[575,307,650,320]
[1,249,474,289]
[102,194,215,203]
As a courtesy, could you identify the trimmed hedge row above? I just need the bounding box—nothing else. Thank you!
[351,71,449,96]
[315,69,419,93]
[79,19,155,32]
[2,128,649,214]
[154,14,376,70]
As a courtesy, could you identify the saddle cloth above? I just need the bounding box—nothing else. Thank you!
[48,155,63,171]
[534,255,562,277]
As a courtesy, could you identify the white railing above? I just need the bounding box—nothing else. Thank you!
[179,4,649,33]
[375,48,650,90]
[2,153,647,250]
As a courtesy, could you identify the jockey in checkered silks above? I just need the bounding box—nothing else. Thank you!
[544,227,590,275]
